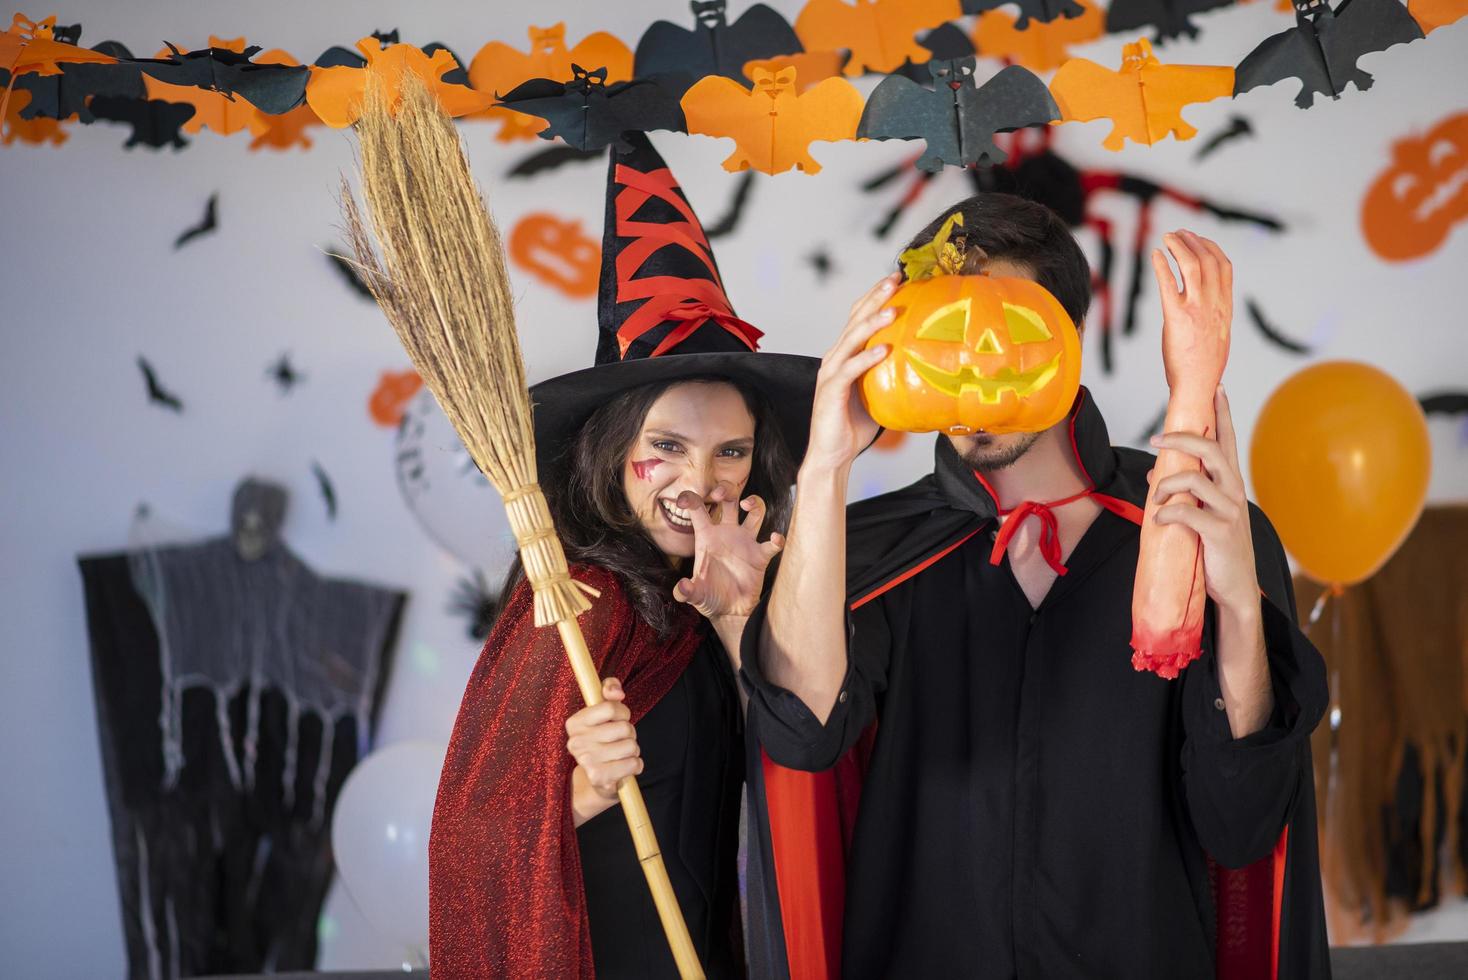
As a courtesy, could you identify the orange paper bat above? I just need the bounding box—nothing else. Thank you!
[974,0,1104,73]
[1,87,67,145]
[742,50,846,91]
[1,13,117,76]
[1050,39,1233,151]
[795,0,962,75]
[467,23,632,140]
[306,37,492,129]
[1408,0,1468,31]
[682,66,863,175]
[142,38,266,137]
[247,48,320,149]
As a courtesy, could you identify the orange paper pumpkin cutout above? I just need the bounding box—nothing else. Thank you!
[794,0,962,76]
[369,369,425,427]
[248,48,320,149]
[682,67,864,175]
[1051,39,1233,151]
[974,0,1104,73]
[508,213,601,299]
[467,23,632,141]
[306,37,492,129]
[1361,111,1468,262]
[1408,0,1468,31]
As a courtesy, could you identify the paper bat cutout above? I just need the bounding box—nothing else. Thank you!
[1103,0,1234,42]
[858,58,1059,171]
[1051,39,1233,150]
[893,22,976,82]
[506,144,603,178]
[961,0,1087,29]
[468,23,633,141]
[705,171,757,238]
[682,65,862,174]
[306,36,491,128]
[807,245,836,280]
[13,40,139,123]
[793,0,960,76]
[327,248,376,300]
[1419,391,1468,416]
[88,92,193,148]
[174,193,218,249]
[1246,299,1312,353]
[246,49,320,149]
[1234,0,1424,109]
[497,64,686,152]
[134,38,308,115]
[144,75,261,136]
[742,50,846,90]
[1409,0,1468,32]
[974,0,1105,72]
[266,353,305,394]
[1194,114,1252,159]
[1,86,65,144]
[1,13,117,77]
[311,461,337,520]
[634,0,804,97]
[137,356,183,412]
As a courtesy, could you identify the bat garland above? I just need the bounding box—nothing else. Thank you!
[4,3,1459,158]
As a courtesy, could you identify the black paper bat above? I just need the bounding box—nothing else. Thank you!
[961,0,1086,30]
[313,45,366,69]
[311,461,337,520]
[174,194,218,249]
[1235,0,1424,109]
[634,0,803,97]
[506,144,603,178]
[266,353,305,394]
[894,22,977,84]
[807,246,836,281]
[497,64,686,152]
[87,93,193,148]
[137,356,183,412]
[1420,391,1468,416]
[448,572,500,641]
[326,249,375,300]
[705,171,757,239]
[1246,299,1311,354]
[137,42,309,115]
[13,42,143,123]
[1104,0,1234,42]
[858,59,1059,171]
[1194,115,1253,160]
[371,29,401,46]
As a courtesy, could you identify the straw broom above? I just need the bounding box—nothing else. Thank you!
[341,74,704,979]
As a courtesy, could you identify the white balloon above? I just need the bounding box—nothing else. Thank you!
[331,740,446,960]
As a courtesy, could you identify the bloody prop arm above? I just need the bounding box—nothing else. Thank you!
[1130,254,1230,678]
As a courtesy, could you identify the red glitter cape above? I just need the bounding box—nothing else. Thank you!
[428,564,701,978]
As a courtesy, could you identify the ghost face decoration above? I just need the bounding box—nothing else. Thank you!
[861,272,1082,435]
[1361,111,1468,262]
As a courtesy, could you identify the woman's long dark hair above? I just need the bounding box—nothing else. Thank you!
[496,375,796,635]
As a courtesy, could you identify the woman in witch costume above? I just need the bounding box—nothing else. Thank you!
[428,133,820,978]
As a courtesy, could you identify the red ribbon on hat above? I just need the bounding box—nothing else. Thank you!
[612,163,763,358]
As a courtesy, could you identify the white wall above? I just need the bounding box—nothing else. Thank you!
[2,2,1466,975]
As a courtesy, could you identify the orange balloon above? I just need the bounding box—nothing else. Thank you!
[1249,362,1430,586]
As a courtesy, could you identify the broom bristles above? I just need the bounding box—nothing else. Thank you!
[343,72,593,625]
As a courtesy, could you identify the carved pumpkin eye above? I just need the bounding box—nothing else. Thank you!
[1429,139,1456,169]
[914,299,968,342]
[1004,303,1053,343]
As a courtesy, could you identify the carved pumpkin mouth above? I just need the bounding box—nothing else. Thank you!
[905,349,1062,404]
[1411,165,1468,222]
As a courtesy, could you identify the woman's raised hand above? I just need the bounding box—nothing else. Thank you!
[673,486,783,622]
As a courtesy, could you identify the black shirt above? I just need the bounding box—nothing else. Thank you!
[578,635,745,978]
[741,392,1332,979]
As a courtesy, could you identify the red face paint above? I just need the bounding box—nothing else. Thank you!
[631,458,661,481]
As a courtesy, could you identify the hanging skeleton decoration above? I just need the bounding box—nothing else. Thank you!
[78,478,406,978]
[861,126,1285,373]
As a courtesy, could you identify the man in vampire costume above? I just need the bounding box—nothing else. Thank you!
[739,195,1331,979]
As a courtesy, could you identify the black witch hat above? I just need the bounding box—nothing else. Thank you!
[530,131,819,472]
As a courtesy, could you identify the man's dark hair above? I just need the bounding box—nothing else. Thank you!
[496,375,795,636]
[903,193,1091,328]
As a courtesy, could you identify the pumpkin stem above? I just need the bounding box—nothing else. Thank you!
[899,211,987,280]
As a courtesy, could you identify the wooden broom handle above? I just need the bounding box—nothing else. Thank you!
[555,619,706,980]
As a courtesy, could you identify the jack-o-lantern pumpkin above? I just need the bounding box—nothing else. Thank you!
[508,212,601,298]
[861,213,1081,435]
[1361,111,1468,262]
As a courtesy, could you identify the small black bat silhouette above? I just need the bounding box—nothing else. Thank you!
[1420,391,1468,416]
[266,353,305,394]
[506,144,603,178]
[137,356,183,412]
[311,460,337,520]
[173,193,218,249]
[326,249,375,300]
[705,171,757,239]
[807,247,835,281]
[1194,116,1253,161]
[1246,299,1311,354]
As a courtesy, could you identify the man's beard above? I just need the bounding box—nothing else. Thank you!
[956,431,1043,472]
